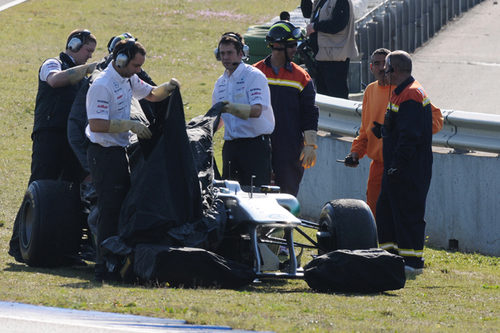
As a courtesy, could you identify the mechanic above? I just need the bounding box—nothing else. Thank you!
[254,21,319,196]
[86,39,180,282]
[301,0,359,98]
[68,32,156,178]
[212,32,275,187]
[8,29,97,263]
[375,50,433,277]
[343,48,443,217]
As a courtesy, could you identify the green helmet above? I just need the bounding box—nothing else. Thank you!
[266,21,303,44]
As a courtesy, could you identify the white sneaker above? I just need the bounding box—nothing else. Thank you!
[405,265,423,278]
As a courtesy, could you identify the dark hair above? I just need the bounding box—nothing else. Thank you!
[371,48,390,61]
[112,39,146,61]
[218,32,244,54]
[280,11,290,21]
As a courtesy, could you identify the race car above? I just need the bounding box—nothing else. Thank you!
[13,88,378,283]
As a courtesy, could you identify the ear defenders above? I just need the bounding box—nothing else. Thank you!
[114,39,136,68]
[385,55,394,74]
[67,29,92,52]
[214,32,250,61]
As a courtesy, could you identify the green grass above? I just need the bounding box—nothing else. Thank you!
[0,1,499,332]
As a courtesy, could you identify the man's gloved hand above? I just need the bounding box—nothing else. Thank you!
[371,121,383,139]
[221,101,251,120]
[66,62,98,85]
[151,78,181,100]
[344,152,359,167]
[300,130,317,169]
[108,119,152,139]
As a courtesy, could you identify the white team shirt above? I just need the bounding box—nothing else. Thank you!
[85,64,153,147]
[39,55,76,81]
[212,63,274,140]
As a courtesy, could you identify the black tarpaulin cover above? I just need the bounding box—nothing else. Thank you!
[118,87,225,250]
[133,244,255,288]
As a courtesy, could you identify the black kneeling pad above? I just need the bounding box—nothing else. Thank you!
[134,244,255,289]
[304,248,406,293]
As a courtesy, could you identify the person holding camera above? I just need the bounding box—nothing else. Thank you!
[301,0,358,98]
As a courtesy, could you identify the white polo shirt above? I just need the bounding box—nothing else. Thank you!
[85,64,153,147]
[212,63,274,140]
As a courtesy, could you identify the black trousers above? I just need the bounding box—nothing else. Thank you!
[315,59,350,99]
[376,173,429,269]
[87,143,130,267]
[272,158,304,196]
[29,130,83,184]
[222,135,271,187]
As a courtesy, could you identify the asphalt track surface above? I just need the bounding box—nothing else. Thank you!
[0,301,262,333]
[409,0,500,115]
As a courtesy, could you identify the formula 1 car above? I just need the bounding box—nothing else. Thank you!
[14,88,378,282]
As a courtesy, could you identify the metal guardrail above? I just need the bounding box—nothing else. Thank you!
[316,94,500,154]
[350,0,485,92]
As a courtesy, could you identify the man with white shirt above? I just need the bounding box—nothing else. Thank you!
[212,32,275,186]
[85,39,179,281]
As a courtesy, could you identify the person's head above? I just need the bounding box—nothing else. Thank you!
[266,21,303,64]
[65,29,97,65]
[279,11,290,21]
[385,50,412,85]
[112,39,146,78]
[216,32,248,74]
[107,32,135,54]
[370,48,390,84]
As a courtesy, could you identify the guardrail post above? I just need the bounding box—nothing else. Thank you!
[415,0,423,47]
[441,0,448,27]
[356,24,370,89]
[433,0,442,33]
[408,0,417,52]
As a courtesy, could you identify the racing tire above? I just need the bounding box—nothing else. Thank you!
[19,180,84,267]
[316,199,378,254]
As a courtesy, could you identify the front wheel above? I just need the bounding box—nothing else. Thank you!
[316,199,378,254]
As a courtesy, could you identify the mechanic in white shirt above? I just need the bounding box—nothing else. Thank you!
[212,32,275,187]
[85,39,180,282]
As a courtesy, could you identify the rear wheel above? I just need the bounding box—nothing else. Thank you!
[19,180,84,267]
[316,199,378,254]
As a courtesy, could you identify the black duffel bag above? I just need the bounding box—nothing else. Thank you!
[304,248,406,293]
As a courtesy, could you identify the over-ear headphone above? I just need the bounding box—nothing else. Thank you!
[114,39,136,68]
[214,32,250,61]
[67,29,92,52]
[385,54,394,74]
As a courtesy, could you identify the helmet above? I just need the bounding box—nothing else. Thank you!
[107,32,135,54]
[266,21,303,44]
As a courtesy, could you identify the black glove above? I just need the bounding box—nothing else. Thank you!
[371,121,383,139]
[344,154,359,166]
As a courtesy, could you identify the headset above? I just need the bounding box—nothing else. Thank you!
[214,32,250,61]
[385,54,394,74]
[107,32,135,54]
[114,39,136,68]
[67,29,92,52]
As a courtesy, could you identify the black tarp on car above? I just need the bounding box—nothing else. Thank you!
[118,87,226,250]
